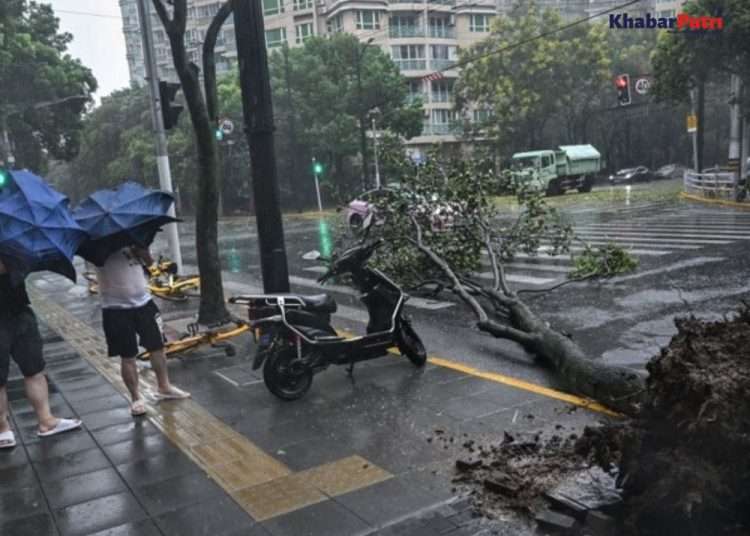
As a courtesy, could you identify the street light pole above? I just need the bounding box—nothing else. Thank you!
[136,0,183,272]
[372,114,381,188]
[356,38,375,192]
[233,0,290,293]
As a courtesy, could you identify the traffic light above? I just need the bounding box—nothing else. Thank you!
[215,128,224,142]
[159,81,184,130]
[615,74,631,106]
[312,160,323,175]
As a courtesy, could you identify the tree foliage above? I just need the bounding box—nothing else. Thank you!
[0,0,97,170]
[455,7,610,152]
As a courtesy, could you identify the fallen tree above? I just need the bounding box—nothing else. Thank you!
[366,152,645,415]
[448,307,750,535]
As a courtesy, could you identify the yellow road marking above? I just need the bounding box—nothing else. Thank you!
[336,329,620,417]
[680,192,750,210]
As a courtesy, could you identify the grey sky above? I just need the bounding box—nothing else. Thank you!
[45,0,131,101]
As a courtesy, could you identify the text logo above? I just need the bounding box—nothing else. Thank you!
[609,12,724,30]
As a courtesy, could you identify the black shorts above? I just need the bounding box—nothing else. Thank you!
[0,307,45,387]
[102,300,165,358]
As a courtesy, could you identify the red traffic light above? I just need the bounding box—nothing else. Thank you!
[615,74,631,106]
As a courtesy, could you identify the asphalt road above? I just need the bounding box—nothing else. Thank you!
[166,179,750,393]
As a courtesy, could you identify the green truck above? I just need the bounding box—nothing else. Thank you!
[510,144,603,196]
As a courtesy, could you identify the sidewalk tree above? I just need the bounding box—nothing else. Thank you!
[0,1,96,171]
[151,0,230,324]
[365,151,645,415]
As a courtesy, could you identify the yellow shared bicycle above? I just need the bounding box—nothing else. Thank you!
[83,257,201,302]
[137,315,250,360]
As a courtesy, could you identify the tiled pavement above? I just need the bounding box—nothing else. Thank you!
[1,277,602,536]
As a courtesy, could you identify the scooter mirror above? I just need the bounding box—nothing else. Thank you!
[302,250,321,261]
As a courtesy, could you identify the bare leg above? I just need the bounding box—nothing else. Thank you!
[148,349,172,393]
[0,385,10,434]
[121,357,140,401]
[24,373,57,432]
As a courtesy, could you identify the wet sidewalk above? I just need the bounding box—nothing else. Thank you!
[1,274,601,536]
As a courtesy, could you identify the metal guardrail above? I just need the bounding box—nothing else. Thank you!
[683,170,739,199]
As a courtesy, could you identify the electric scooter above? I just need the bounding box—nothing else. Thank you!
[229,238,427,400]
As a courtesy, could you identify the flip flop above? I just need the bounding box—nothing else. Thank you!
[0,430,16,449]
[131,399,147,417]
[37,418,82,438]
[153,387,191,401]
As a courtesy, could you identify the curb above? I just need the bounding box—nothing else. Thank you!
[679,191,750,210]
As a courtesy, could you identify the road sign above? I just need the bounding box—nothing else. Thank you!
[687,114,697,133]
[634,78,651,95]
[219,119,235,136]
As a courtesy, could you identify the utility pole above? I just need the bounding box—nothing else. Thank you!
[355,38,374,192]
[233,0,290,293]
[0,112,13,169]
[136,0,183,271]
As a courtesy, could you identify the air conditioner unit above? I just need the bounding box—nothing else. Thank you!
[448,15,456,26]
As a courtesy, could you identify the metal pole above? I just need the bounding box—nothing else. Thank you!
[372,116,381,188]
[233,0,290,293]
[313,162,323,213]
[690,88,699,172]
[356,49,368,192]
[136,0,183,271]
[728,74,742,180]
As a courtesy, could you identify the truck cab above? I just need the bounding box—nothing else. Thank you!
[511,150,557,190]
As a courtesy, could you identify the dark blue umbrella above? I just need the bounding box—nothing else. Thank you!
[0,170,87,282]
[74,181,179,266]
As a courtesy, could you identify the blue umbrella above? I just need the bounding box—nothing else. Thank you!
[0,170,87,282]
[74,181,179,266]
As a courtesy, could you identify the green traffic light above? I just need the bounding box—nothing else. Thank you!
[0,168,9,189]
[215,129,224,141]
[313,162,323,175]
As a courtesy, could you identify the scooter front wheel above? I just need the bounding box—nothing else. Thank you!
[263,348,314,401]
[397,319,427,367]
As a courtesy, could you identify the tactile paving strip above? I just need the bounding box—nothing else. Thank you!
[32,291,393,522]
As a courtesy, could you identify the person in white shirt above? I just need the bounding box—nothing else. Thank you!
[96,246,189,416]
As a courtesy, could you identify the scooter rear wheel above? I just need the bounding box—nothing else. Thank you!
[263,348,313,401]
[397,319,427,367]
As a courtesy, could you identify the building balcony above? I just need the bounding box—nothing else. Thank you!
[394,59,427,71]
[430,92,452,103]
[405,92,426,104]
[429,27,455,38]
[422,123,461,136]
[429,59,455,70]
[389,26,425,38]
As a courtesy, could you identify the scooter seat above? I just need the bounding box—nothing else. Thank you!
[284,294,337,314]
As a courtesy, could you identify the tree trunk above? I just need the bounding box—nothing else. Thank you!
[153,0,228,324]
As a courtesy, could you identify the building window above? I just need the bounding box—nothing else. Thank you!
[263,0,285,16]
[430,44,456,69]
[327,14,343,34]
[265,27,287,48]
[294,0,313,10]
[469,14,491,32]
[429,16,452,38]
[356,10,380,30]
[473,109,491,122]
[391,44,425,70]
[431,80,453,103]
[389,15,421,38]
[295,23,314,44]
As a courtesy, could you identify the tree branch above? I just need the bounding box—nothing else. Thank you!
[151,0,174,35]
[203,1,233,123]
[409,215,488,323]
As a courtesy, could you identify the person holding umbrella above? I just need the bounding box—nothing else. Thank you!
[0,171,85,449]
[74,182,189,416]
